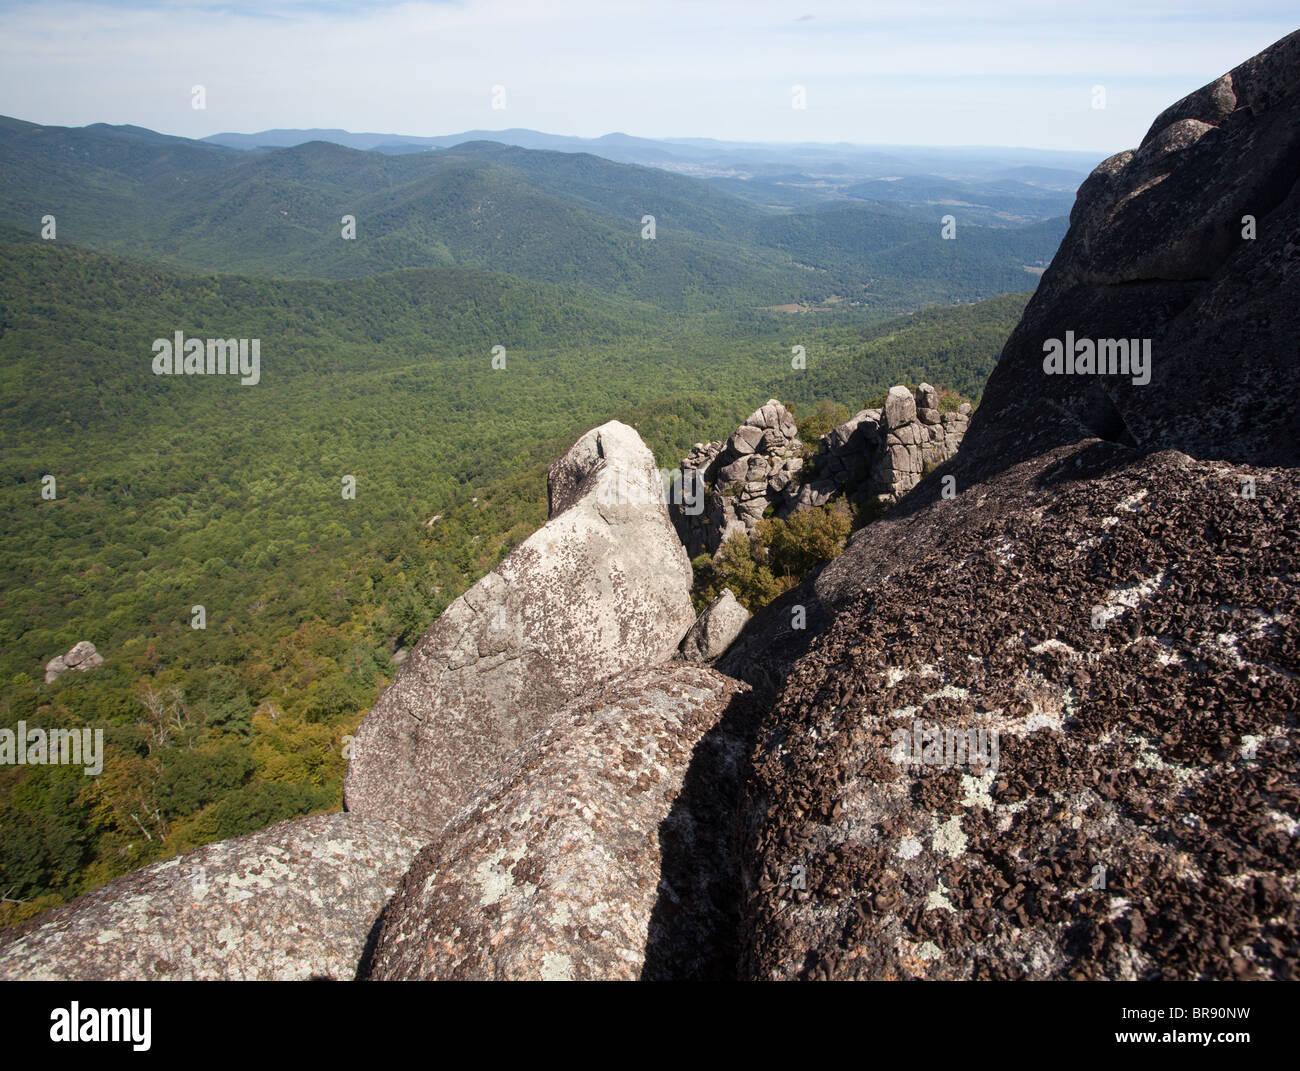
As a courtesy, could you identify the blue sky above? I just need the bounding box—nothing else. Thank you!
[0,1,1294,152]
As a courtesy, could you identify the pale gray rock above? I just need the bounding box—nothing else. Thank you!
[44,641,103,683]
[366,663,757,981]
[344,420,696,834]
[884,385,917,428]
[0,814,425,980]
[680,589,751,663]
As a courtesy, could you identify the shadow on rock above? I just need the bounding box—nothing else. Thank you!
[641,685,762,980]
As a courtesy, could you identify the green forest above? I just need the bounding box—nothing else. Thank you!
[0,117,1046,927]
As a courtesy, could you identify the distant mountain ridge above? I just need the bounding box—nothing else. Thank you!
[201,125,1101,219]
[0,114,1069,311]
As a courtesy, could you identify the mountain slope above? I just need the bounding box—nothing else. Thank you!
[1,115,1064,311]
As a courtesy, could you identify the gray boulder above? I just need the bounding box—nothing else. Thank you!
[680,589,751,663]
[0,814,425,980]
[344,420,696,834]
[44,641,103,683]
[366,663,757,980]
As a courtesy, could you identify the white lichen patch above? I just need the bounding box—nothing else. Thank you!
[897,837,923,860]
[1116,489,1149,513]
[915,941,943,961]
[926,884,956,913]
[472,846,517,907]
[1031,638,1078,657]
[960,772,996,809]
[932,816,968,857]
[540,951,574,981]
[1095,569,1166,625]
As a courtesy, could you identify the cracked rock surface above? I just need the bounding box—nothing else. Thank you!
[740,34,1300,980]
[366,662,757,980]
[345,420,696,834]
[0,814,425,980]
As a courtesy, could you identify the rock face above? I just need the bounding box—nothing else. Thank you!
[739,33,1300,981]
[797,385,970,512]
[680,589,751,663]
[366,663,757,981]
[0,814,425,980]
[928,32,1300,488]
[344,420,696,835]
[44,641,104,684]
[671,400,804,558]
[669,389,969,558]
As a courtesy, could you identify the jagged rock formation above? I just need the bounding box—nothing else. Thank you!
[738,32,1300,980]
[672,400,804,558]
[797,384,970,512]
[366,663,757,981]
[679,589,751,664]
[345,420,696,834]
[0,814,424,980]
[44,640,103,684]
[670,388,970,558]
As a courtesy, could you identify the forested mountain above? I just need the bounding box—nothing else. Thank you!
[0,226,1029,921]
[0,100,1076,928]
[0,115,1064,311]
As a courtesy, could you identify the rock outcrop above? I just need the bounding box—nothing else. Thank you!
[0,814,424,980]
[679,589,751,663]
[345,420,696,835]
[671,400,804,558]
[796,384,970,512]
[366,663,757,981]
[44,641,103,684]
[8,35,1296,987]
[738,32,1300,980]
[670,388,970,558]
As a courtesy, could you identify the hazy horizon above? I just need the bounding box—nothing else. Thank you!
[1,1,1295,156]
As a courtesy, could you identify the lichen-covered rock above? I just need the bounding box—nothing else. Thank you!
[0,814,426,980]
[680,589,751,663]
[741,449,1300,980]
[344,420,696,834]
[366,663,757,981]
[740,34,1300,980]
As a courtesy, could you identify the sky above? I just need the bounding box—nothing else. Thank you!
[0,0,1295,153]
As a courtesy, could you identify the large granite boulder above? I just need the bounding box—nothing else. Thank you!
[44,640,104,684]
[345,420,696,834]
[740,33,1300,980]
[0,814,425,980]
[366,662,757,981]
